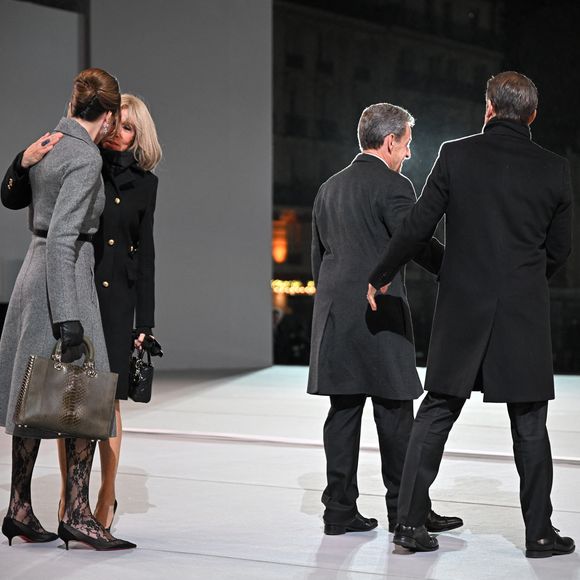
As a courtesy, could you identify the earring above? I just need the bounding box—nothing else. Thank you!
[100,122,110,135]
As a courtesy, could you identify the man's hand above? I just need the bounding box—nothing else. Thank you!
[367,282,390,311]
[21,132,63,169]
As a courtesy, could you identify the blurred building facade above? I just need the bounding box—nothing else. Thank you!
[272,0,505,365]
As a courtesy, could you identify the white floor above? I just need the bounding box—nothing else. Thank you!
[1,366,579,579]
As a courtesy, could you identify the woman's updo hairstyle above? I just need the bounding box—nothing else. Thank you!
[70,67,121,123]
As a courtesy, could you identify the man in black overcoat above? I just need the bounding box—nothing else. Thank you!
[309,103,461,535]
[368,72,575,557]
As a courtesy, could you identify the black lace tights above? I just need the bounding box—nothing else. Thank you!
[7,436,114,542]
[62,437,114,541]
[7,436,46,533]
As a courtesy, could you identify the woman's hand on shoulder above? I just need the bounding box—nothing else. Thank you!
[21,132,64,169]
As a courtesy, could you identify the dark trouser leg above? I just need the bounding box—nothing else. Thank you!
[371,397,414,528]
[322,394,366,523]
[398,392,465,527]
[507,401,553,541]
[6,436,48,532]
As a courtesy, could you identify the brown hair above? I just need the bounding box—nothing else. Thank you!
[70,67,121,124]
[486,71,538,124]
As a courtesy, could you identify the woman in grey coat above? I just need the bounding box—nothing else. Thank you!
[0,68,134,551]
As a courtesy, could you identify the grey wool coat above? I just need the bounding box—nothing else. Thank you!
[307,153,444,398]
[0,117,111,438]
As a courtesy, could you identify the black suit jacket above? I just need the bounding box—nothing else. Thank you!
[369,119,573,402]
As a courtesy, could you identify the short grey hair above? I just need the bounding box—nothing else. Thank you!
[357,103,415,151]
[486,71,538,124]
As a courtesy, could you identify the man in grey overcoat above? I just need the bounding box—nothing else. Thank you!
[368,72,575,557]
[308,103,461,535]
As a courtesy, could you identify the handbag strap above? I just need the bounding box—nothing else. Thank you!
[52,337,95,363]
[137,349,152,365]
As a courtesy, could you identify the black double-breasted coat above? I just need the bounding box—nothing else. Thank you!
[369,119,573,403]
[1,148,157,399]
[308,153,444,399]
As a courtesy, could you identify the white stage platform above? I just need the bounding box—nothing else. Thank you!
[1,366,579,579]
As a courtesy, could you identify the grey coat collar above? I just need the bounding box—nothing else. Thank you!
[54,117,96,148]
[354,152,394,172]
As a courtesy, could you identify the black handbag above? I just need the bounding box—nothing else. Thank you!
[128,348,153,403]
[13,337,118,440]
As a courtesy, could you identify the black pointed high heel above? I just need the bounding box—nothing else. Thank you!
[105,500,118,532]
[2,517,59,546]
[58,521,136,551]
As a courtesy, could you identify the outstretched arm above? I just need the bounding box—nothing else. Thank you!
[369,144,451,292]
[1,133,63,209]
[382,176,444,276]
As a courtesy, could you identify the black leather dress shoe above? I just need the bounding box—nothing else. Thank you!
[526,528,575,558]
[393,524,439,552]
[388,511,463,533]
[324,512,378,535]
[425,510,463,532]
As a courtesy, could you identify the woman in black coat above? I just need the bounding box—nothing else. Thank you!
[1,94,162,530]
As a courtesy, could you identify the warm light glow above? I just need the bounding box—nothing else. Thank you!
[273,292,288,310]
[271,279,316,296]
[272,221,288,263]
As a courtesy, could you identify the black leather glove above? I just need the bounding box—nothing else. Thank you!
[135,326,152,336]
[54,320,84,362]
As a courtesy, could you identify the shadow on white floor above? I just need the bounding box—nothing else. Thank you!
[1,366,579,579]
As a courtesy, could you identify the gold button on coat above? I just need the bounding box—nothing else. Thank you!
[102,281,109,288]
[114,197,121,204]
[108,239,115,246]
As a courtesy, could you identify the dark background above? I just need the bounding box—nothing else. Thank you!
[272,0,580,372]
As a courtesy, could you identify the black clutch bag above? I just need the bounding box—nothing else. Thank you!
[128,348,153,403]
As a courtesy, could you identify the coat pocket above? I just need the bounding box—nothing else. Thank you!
[126,257,138,282]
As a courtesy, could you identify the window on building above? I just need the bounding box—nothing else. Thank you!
[442,1,453,31]
[286,52,305,70]
[317,119,339,141]
[468,7,480,37]
[424,0,434,25]
[354,65,371,82]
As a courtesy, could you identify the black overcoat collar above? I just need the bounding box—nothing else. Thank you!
[483,118,532,140]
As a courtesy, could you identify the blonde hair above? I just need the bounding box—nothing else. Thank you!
[121,94,162,171]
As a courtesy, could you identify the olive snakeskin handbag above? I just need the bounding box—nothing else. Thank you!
[13,338,118,440]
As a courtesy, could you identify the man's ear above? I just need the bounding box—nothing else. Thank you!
[384,133,395,153]
[485,99,496,123]
[528,109,537,126]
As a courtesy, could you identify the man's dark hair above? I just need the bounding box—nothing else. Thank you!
[486,71,538,124]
